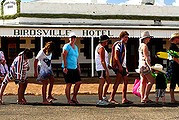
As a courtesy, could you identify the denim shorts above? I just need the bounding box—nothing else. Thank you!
[155,89,166,98]
[37,67,54,81]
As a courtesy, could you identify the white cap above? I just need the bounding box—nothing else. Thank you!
[69,32,76,38]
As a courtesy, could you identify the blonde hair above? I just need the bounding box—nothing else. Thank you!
[44,41,55,52]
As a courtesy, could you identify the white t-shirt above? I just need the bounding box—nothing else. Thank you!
[36,49,52,72]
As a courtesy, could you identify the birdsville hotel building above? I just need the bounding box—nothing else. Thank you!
[1,0,179,77]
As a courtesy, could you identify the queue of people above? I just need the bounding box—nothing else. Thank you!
[0,31,179,105]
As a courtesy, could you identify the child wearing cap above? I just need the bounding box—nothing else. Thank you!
[151,64,167,104]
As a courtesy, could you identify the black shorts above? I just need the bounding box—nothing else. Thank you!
[97,70,106,79]
[63,68,81,84]
[113,67,127,76]
[170,73,179,89]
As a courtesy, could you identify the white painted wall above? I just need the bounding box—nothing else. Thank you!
[21,2,179,17]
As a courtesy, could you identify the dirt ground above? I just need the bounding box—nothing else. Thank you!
[3,77,179,96]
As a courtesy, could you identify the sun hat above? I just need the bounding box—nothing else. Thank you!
[99,35,110,43]
[140,31,153,40]
[169,32,179,41]
[151,64,166,74]
[69,32,76,38]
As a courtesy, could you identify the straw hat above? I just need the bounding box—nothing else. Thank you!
[151,64,166,74]
[140,31,153,40]
[169,32,179,41]
[99,35,110,43]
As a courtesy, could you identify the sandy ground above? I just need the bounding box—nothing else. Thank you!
[3,77,179,96]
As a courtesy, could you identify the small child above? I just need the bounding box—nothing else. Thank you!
[0,51,9,86]
[0,49,33,104]
[0,60,9,86]
[151,64,167,104]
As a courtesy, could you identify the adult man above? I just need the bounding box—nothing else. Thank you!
[109,31,133,104]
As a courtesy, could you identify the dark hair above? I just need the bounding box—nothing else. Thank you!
[45,41,55,52]
[119,31,129,40]
[24,49,33,59]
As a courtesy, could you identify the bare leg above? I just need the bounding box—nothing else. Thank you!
[65,83,72,103]
[140,75,147,102]
[155,97,159,104]
[72,81,82,103]
[103,77,111,98]
[109,73,122,102]
[98,78,105,100]
[143,73,155,101]
[42,80,50,104]
[161,96,165,104]
[122,76,127,102]
[0,83,7,104]
[47,76,56,100]
[22,81,28,103]
[18,83,24,104]
[170,89,178,103]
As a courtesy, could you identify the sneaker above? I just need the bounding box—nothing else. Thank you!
[96,100,109,106]
[102,97,108,102]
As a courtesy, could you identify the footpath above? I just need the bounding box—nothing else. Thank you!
[3,75,179,96]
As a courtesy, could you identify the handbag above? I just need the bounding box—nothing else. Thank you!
[132,79,141,97]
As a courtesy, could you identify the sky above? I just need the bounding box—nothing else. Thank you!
[21,0,179,6]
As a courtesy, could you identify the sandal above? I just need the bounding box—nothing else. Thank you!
[122,100,133,104]
[108,100,119,104]
[141,99,155,104]
[42,101,53,105]
[71,99,79,104]
[47,97,57,101]
[68,100,76,105]
[171,100,179,103]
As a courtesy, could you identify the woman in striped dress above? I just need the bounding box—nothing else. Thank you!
[0,49,33,104]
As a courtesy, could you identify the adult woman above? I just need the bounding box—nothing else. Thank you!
[95,35,111,106]
[0,49,33,104]
[138,31,155,103]
[34,41,56,104]
[62,32,82,104]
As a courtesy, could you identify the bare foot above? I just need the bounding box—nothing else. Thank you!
[0,99,3,104]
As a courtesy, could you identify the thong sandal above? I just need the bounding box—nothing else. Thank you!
[122,100,133,104]
[141,99,155,104]
[71,99,79,104]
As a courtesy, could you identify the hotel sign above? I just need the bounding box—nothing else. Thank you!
[0,27,175,38]
[13,29,115,37]
[3,0,17,16]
